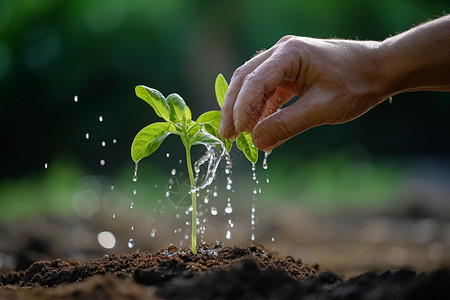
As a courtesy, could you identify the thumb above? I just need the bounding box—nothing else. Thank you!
[252,99,320,151]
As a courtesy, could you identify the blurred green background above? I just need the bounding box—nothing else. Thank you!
[0,0,449,220]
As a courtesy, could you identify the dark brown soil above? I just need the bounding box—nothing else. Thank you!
[2,243,450,300]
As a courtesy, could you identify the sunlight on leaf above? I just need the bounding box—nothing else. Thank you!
[215,74,228,108]
[236,132,258,164]
[131,122,175,162]
[135,85,170,122]
[166,93,186,123]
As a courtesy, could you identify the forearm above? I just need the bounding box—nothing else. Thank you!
[379,14,450,95]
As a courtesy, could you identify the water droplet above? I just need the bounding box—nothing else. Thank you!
[112,213,116,219]
[225,203,233,214]
[97,231,116,249]
[131,226,134,231]
[171,168,176,176]
[128,238,134,248]
[165,191,170,197]
[272,237,275,242]
[101,141,106,147]
[132,162,138,182]
[251,233,255,241]
[179,159,182,164]
[111,185,115,190]
[130,202,134,208]
[213,191,218,197]
[389,96,393,104]
[85,133,90,139]
[74,95,79,102]
[253,188,257,194]
[266,177,270,183]
[112,139,117,144]
[99,116,103,122]
[262,152,269,169]
[133,189,137,195]
[204,195,209,204]
[166,153,170,158]
[226,230,231,240]
[150,228,156,238]
[44,163,48,169]
[100,159,106,166]
[211,206,218,216]
[226,184,232,190]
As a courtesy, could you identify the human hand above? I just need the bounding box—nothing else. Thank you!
[219,36,389,151]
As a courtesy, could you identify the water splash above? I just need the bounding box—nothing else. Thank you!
[192,142,226,192]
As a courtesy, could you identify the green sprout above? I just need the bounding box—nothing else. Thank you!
[131,74,258,254]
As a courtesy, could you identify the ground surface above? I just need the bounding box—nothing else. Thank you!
[1,243,450,300]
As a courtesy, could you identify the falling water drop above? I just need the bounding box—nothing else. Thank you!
[131,226,134,231]
[171,168,176,176]
[112,139,117,144]
[225,204,233,214]
[128,239,134,248]
[99,116,103,122]
[251,233,255,241]
[112,213,116,219]
[166,153,170,158]
[133,189,137,195]
[272,237,275,242]
[211,206,218,216]
[101,141,106,147]
[111,185,115,191]
[74,95,79,102]
[262,152,269,169]
[213,191,218,197]
[130,202,134,208]
[150,228,156,237]
[44,163,48,169]
[226,230,231,240]
[100,159,105,166]
[85,133,90,140]
[266,177,270,183]
[204,195,209,204]
[132,162,138,182]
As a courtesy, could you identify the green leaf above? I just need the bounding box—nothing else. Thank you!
[236,132,258,164]
[197,110,232,152]
[197,111,221,130]
[135,86,170,122]
[131,122,175,162]
[190,128,222,146]
[166,93,186,123]
[185,106,192,121]
[215,74,228,108]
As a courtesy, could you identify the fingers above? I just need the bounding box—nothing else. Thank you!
[252,97,319,151]
[232,50,300,133]
[219,50,274,139]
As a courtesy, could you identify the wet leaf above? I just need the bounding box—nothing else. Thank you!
[131,122,175,162]
[197,111,232,152]
[236,132,258,164]
[190,129,222,146]
[166,93,187,123]
[215,74,228,108]
[135,86,170,122]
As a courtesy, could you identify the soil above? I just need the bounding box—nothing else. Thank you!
[1,243,450,300]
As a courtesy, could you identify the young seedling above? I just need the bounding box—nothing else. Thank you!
[131,74,258,254]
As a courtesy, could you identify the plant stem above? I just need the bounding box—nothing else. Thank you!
[185,145,197,254]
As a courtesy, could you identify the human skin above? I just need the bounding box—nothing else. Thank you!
[219,15,450,152]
